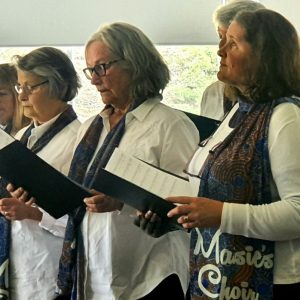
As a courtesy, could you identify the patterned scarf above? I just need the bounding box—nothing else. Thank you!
[57,104,137,299]
[0,105,77,299]
[189,97,300,300]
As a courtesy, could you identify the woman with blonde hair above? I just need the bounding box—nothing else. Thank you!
[0,63,29,135]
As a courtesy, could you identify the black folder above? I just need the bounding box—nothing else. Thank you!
[92,168,181,228]
[180,110,220,141]
[0,139,182,229]
[0,140,91,218]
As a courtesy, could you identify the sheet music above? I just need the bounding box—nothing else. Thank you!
[0,128,14,150]
[105,148,197,199]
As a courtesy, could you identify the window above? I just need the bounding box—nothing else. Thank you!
[157,45,219,114]
[0,45,219,121]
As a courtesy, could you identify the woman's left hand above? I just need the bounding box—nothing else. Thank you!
[134,210,169,238]
[166,196,224,229]
[84,190,123,213]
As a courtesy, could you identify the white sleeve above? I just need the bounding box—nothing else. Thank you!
[200,81,225,120]
[159,116,199,177]
[38,207,68,238]
[221,102,300,241]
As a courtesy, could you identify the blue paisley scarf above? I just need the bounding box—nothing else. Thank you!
[189,97,300,300]
[56,103,140,299]
[0,105,77,299]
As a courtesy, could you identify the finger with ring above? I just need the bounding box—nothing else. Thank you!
[183,215,189,222]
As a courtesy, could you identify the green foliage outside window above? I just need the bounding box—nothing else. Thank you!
[159,46,219,113]
[0,45,219,120]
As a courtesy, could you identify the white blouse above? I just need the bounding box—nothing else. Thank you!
[200,80,225,120]
[10,114,80,300]
[75,97,200,300]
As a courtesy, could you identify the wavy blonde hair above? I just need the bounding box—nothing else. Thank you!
[0,63,30,134]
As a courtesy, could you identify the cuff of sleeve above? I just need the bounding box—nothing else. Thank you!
[220,202,249,235]
[38,207,56,230]
[117,203,136,217]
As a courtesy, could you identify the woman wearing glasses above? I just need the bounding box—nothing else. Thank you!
[0,63,29,135]
[0,47,81,299]
[55,22,199,300]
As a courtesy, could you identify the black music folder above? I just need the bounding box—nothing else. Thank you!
[0,129,91,218]
[93,148,196,229]
[181,110,220,141]
[0,130,194,229]
[93,168,180,226]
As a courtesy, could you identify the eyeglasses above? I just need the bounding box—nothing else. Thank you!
[14,80,49,95]
[83,59,122,80]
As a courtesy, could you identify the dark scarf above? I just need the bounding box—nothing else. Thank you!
[0,105,77,299]
[19,105,77,153]
[189,97,300,300]
[3,122,13,135]
[223,97,235,116]
[57,103,138,299]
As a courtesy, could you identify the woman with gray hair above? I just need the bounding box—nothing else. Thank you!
[200,0,265,120]
[0,46,81,299]
[56,22,199,299]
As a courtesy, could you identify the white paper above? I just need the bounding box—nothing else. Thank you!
[105,148,197,199]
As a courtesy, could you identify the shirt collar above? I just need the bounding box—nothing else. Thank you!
[99,96,162,123]
[31,113,61,137]
[127,96,161,122]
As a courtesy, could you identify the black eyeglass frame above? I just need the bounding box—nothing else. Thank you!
[83,59,122,80]
[15,80,49,94]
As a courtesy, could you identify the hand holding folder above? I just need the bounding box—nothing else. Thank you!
[93,148,198,230]
[0,129,197,229]
[0,128,91,218]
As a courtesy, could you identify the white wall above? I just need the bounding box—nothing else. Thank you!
[0,0,299,47]
[0,0,221,46]
[261,0,300,33]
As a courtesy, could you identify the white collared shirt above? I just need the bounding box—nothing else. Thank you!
[10,114,81,300]
[200,81,225,120]
[75,97,199,299]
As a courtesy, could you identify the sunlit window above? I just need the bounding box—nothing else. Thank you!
[157,45,219,114]
[0,45,219,122]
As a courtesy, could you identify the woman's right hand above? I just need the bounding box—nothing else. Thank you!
[0,197,42,221]
[0,183,41,221]
[6,183,36,205]
[134,210,173,238]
